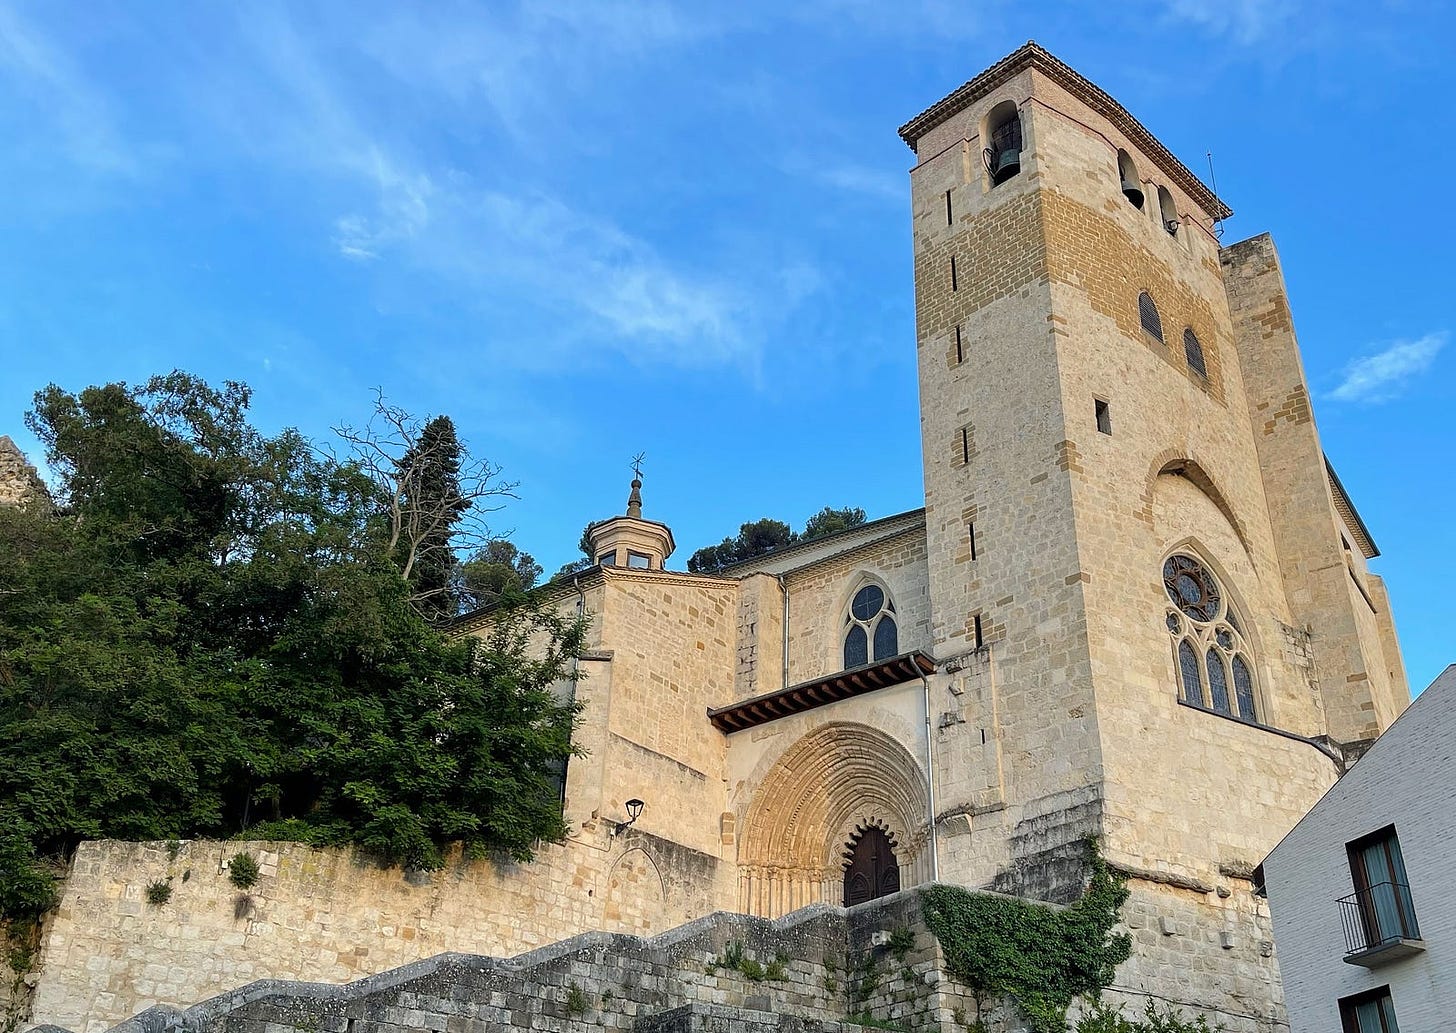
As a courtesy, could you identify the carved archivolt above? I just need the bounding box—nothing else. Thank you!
[736,722,929,916]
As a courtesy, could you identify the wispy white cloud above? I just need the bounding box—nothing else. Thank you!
[1160,0,1299,44]
[811,162,904,202]
[1327,332,1446,404]
[0,5,149,181]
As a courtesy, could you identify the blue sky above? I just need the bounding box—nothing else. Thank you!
[0,1,1450,691]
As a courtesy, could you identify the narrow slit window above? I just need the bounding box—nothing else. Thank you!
[954,325,963,365]
[973,614,984,649]
[968,522,977,560]
[944,189,953,226]
[950,255,958,291]
[1095,399,1112,435]
[961,426,970,464]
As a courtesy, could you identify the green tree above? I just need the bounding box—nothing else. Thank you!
[801,506,867,542]
[687,517,795,573]
[398,416,469,621]
[686,507,866,573]
[335,394,516,621]
[0,372,583,919]
[550,523,597,581]
[460,539,544,610]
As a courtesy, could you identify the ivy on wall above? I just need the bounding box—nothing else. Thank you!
[920,844,1133,1033]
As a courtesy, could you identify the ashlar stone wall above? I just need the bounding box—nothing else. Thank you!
[28,833,733,1033]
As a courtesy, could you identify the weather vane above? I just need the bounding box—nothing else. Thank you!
[630,452,646,480]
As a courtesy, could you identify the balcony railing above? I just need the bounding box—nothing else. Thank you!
[1337,882,1423,965]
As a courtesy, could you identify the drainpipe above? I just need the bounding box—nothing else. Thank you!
[921,669,940,883]
[564,576,586,812]
[776,573,790,689]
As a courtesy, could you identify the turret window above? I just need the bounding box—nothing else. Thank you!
[1164,553,1258,722]
[1138,292,1164,344]
[1183,329,1207,380]
[844,582,898,669]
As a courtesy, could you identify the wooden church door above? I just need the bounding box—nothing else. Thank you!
[843,826,900,906]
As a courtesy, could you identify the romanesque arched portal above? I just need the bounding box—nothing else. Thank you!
[736,722,929,917]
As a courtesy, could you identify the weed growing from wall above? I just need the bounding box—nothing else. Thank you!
[1074,1000,1221,1032]
[144,880,172,907]
[920,844,1132,1033]
[227,853,259,890]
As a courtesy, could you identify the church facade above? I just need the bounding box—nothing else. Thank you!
[17,42,1412,1033]
[453,42,1409,1028]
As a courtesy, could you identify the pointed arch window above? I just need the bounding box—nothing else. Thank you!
[844,582,898,669]
[1163,553,1259,722]
[1138,292,1164,344]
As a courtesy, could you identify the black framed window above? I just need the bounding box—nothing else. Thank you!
[1347,826,1419,947]
[1339,986,1400,1033]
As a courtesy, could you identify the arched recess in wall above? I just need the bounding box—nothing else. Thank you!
[981,100,1023,186]
[1141,454,1254,565]
[1116,149,1144,209]
[602,845,667,937]
[736,721,929,918]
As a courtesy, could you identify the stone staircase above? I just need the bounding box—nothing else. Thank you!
[31,891,988,1033]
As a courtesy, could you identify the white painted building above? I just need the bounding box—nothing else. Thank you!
[1261,664,1456,1033]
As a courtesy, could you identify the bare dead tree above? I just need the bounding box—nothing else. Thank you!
[334,391,518,617]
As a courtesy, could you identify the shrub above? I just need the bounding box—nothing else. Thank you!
[227,852,260,890]
[145,880,172,906]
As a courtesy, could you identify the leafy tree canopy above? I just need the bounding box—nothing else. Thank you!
[0,372,583,921]
[687,507,867,573]
[460,538,544,610]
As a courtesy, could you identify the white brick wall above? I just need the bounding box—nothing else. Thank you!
[1262,665,1456,1033]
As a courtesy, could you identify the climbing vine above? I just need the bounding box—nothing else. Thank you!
[920,843,1132,1033]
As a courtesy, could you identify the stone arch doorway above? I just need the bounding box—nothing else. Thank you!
[843,823,900,906]
[736,721,929,917]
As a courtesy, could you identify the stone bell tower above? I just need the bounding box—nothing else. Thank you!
[900,42,1407,1027]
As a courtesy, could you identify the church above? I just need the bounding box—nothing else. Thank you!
[21,41,1410,1033]
[455,38,1409,1021]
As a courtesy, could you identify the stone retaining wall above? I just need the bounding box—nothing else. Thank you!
[30,892,998,1033]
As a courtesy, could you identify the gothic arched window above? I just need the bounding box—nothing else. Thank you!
[1163,553,1259,722]
[844,582,898,669]
[1138,292,1164,344]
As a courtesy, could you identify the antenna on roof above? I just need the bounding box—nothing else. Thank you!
[1206,151,1224,240]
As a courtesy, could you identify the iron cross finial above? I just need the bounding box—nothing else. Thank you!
[630,452,646,480]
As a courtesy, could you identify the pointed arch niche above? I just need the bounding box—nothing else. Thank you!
[737,722,929,917]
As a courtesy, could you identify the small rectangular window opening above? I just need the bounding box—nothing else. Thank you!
[950,255,958,291]
[968,522,977,561]
[954,325,963,365]
[627,551,652,569]
[973,614,984,650]
[944,189,953,226]
[597,552,616,567]
[960,426,970,465]
[1095,398,1112,436]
